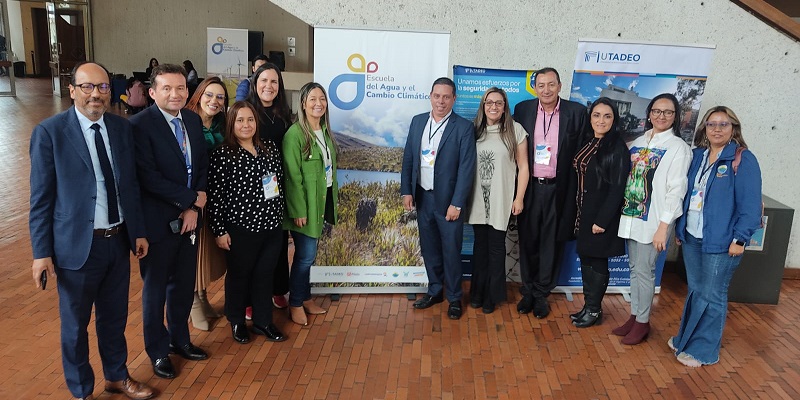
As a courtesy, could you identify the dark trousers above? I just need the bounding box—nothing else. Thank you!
[471,224,508,305]
[518,181,563,298]
[225,224,281,326]
[416,186,464,302]
[273,230,290,295]
[139,233,197,360]
[579,255,609,275]
[56,233,130,398]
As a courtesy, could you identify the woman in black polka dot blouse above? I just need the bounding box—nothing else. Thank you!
[207,101,288,345]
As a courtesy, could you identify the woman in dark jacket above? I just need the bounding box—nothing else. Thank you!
[246,63,294,312]
[569,97,631,328]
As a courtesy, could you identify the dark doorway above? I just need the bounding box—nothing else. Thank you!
[31,8,48,77]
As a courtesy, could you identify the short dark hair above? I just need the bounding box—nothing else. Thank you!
[253,54,270,63]
[70,62,110,85]
[645,93,682,137]
[534,67,561,85]
[431,77,456,96]
[150,63,187,88]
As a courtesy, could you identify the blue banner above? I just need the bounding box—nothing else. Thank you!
[453,65,537,121]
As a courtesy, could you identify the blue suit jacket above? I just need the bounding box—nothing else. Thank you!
[401,112,476,213]
[131,105,208,243]
[29,107,146,270]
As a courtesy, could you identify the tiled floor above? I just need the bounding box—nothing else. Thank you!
[2,78,800,399]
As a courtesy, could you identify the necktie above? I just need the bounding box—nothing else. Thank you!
[91,123,120,225]
[171,118,191,187]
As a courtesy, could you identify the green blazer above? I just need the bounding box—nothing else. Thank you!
[282,122,339,238]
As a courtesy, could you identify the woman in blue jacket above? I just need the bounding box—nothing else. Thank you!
[670,106,762,367]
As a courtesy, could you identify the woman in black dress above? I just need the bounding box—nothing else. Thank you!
[569,97,630,328]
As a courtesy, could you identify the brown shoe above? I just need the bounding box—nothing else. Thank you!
[105,377,156,400]
[303,299,327,315]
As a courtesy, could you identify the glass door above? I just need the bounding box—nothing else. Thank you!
[0,0,15,96]
[46,1,92,97]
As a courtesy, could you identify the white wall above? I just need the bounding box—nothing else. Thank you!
[270,0,800,268]
[90,0,312,76]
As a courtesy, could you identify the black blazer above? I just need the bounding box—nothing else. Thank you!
[29,107,146,269]
[572,137,630,258]
[131,105,209,243]
[513,98,588,240]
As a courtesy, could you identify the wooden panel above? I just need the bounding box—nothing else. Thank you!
[734,0,800,40]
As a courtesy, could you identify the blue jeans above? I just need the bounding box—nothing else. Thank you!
[672,233,741,365]
[289,231,319,307]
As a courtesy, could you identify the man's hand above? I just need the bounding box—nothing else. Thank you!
[445,205,461,222]
[135,238,149,259]
[194,191,207,208]
[215,234,231,250]
[32,257,55,289]
[402,195,414,211]
[591,224,605,234]
[179,209,198,233]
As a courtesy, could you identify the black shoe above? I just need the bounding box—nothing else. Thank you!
[469,294,482,309]
[152,357,176,379]
[413,294,444,309]
[252,323,288,342]
[533,296,550,319]
[570,307,587,321]
[232,323,250,344]
[169,342,209,361]
[517,295,534,314]
[482,303,495,314]
[447,300,463,320]
[573,309,603,328]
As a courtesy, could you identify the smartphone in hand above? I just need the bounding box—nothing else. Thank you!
[40,270,47,290]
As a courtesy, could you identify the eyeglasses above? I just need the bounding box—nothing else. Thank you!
[650,109,675,117]
[485,100,505,108]
[203,92,226,101]
[75,83,111,94]
[705,121,732,129]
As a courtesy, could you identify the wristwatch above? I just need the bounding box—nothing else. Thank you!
[733,239,746,246]
[454,206,462,211]
[189,204,201,213]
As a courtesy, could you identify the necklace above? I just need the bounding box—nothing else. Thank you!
[262,109,275,125]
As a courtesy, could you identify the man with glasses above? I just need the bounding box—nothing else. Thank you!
[30,62,155,400]
[401,77,476,320]
[131,64,210,379]
[513,67,588,318]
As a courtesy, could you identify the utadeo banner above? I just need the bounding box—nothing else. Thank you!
[559,39,715,294]
[312,26,449,293]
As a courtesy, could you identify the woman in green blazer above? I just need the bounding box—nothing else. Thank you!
[283,82,339,326]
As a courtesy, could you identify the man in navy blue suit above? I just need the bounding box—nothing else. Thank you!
[131,64,209,379]
[30,62,155,400]
[401,77,476,320]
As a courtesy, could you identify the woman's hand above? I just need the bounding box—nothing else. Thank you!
[215,234,231,250]
[652,224,668,252]
[511,198,524,215]
[729,242,745,257]
[591,224,605,234]
[294,217,307,228]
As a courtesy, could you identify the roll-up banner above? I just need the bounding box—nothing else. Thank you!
[312,27,449,293]
[563,39,715,292]
[206,27,248,103]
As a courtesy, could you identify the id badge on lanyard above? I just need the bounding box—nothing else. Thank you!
[421,148,436,168]
[688,188,704,211]
[534,143,552,165]
[262,173,279,200]
[325,164,333,184]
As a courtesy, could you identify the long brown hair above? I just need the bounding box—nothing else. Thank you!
[246,63,293,125]
[692,106,748,148]
[185,76,229,123]
[222,101,267,154]
[296,82,338,158]
[474,87,517,161]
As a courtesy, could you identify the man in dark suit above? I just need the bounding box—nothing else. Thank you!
[513,67,588,318]
[401,77,476,320]
[30,62,155,400]
[131,64,209,379]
